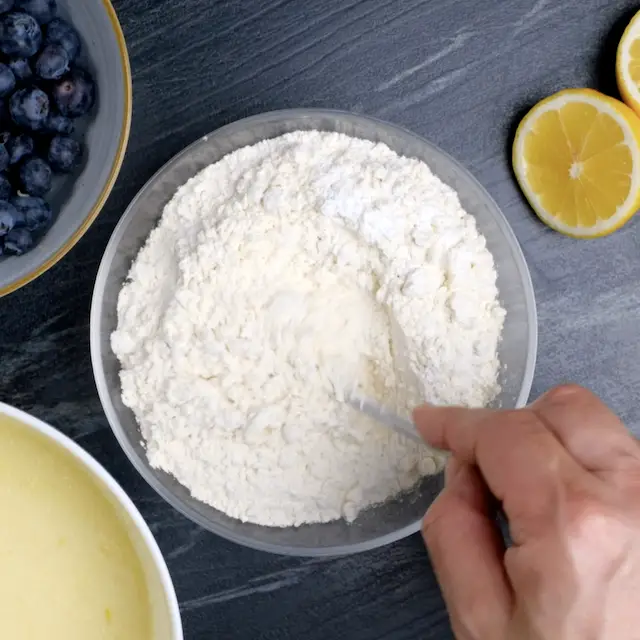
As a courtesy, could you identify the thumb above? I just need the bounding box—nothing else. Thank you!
[423,458,512,639]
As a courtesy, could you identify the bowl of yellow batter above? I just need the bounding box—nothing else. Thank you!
[0,403,182,640]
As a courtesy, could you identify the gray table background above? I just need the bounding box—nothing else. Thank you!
[1,0,639,637]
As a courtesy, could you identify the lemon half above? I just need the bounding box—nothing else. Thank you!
[512,89,640,238]
[617,10,640,115]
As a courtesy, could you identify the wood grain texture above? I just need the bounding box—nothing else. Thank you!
[0,0,639,637]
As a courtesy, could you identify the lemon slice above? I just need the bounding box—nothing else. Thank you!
[513,89,640,238]
[617,10,640,115]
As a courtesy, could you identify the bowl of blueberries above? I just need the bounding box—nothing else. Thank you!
[0,0,131,295]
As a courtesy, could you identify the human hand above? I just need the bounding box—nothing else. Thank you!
[413,385,640,640]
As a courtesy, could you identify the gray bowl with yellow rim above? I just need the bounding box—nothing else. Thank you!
[0,0,132,296]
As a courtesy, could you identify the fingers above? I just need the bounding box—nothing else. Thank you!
[413,406,495,456]
[414,404,587,542]
[423,458,512,639]
[531,385,640,473]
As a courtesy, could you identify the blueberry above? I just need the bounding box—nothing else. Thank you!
[10,86,48,129]
[8,132,32,163]
[51,68,94,117]
[11,194,50,230]
[48,134,80,172]
[0,132,10,171]
[0,63,15,97]
[19,156,51,196]
[4,226,31,253]
[0,0,14,13]
[14,0,55,24]
[35,43,68,79]
[44,111,72,134]
[0,12,41,57]
[0,101,11,131]
[8,57,31,80]
[0,199,17,234]
[0,172,11,200]
[44,16,79,61]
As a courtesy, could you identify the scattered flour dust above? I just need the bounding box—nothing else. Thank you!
[111,131,505,527]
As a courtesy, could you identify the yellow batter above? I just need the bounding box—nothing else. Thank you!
[0,415,152,639]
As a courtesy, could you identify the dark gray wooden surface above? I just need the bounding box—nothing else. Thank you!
[2,0,640,638]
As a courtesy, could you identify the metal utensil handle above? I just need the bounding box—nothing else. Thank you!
[347,395,445,457]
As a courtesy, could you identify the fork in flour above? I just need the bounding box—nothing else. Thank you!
[347,312,445,456]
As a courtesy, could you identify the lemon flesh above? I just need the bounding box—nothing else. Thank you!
[513,89,640,238]
[617,10,640,116]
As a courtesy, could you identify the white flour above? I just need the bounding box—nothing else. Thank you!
[112,131,505,527]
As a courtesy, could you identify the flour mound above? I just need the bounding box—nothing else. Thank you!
[112,131,505,527]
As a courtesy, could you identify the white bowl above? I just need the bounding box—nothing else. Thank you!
[0,402,183,639]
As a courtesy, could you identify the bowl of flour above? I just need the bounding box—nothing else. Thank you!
[91,109,537,556]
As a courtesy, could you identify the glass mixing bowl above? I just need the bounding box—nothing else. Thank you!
[90,109,537,556]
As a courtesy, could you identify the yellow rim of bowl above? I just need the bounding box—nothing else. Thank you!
[0,0,133,298]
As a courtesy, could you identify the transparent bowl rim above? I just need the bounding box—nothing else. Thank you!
[91,108,538,556]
